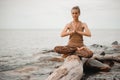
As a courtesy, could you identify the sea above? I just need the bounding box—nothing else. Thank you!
[0,29,120,56]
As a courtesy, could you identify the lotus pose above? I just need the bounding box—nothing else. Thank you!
[54,6,93,58]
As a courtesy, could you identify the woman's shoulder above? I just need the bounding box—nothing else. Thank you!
[65,22,72,28]
[80,21,87,25]
[67,21,72,25]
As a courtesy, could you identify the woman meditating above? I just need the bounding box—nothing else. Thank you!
[46,6,112,80]
[54,6,93,59]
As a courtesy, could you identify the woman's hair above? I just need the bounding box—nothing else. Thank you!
[71,6,80,14]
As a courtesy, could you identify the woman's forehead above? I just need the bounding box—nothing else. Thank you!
[71,9,79,12]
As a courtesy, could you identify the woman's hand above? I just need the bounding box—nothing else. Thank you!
[69,30,75,35]
[77,46,86,51]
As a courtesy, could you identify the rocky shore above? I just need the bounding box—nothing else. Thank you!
[0,41,120,80]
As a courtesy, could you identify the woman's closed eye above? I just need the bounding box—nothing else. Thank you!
[72,12,78,14]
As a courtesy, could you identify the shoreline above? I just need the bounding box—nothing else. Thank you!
[0,41,120,80]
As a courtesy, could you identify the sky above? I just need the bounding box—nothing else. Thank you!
[0,0,120,29]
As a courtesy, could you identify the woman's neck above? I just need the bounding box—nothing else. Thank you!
[72,19,80,28]
[73,19,79,23]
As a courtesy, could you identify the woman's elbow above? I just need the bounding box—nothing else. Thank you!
[61,35,64,37]
[88,34,91,37]
[61,34,65,37]
[86,33,91,37]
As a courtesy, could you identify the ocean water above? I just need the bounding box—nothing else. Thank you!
[0,29,120,56]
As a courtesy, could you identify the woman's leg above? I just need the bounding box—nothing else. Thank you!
[62,54,70,58]
[75,47,93,58]
[54,46,77,58]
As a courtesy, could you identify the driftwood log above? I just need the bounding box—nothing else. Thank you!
[46,55,83,80]
[46,53,120,80]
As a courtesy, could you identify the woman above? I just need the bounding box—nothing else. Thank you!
[54,6,93,59]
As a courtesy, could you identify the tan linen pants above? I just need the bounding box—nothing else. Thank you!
[54,46,93,58]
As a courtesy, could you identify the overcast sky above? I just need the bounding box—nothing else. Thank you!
[0,0,120,29]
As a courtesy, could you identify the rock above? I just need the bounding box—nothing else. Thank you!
[82,61,120,80]
[91,44,103,48]
[112,41,119,45]
[83,72,120,80]
[100,51,106,56]
[0,43,120,80]
[90,44,108,53]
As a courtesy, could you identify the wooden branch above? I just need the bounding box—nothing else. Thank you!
[46,55,83,80]
[46,53,120,80]
[94,54,120,63]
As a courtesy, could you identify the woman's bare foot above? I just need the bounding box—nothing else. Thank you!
[49,57,64,62]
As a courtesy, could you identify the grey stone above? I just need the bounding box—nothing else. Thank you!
[112,41,119,45]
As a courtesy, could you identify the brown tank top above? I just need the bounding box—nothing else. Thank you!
[67,21,84,47]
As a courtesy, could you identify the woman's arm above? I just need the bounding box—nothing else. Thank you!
[61,25,74,37]
[76,23,91,37]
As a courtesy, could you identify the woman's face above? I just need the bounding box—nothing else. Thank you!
[71,9,80,20]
